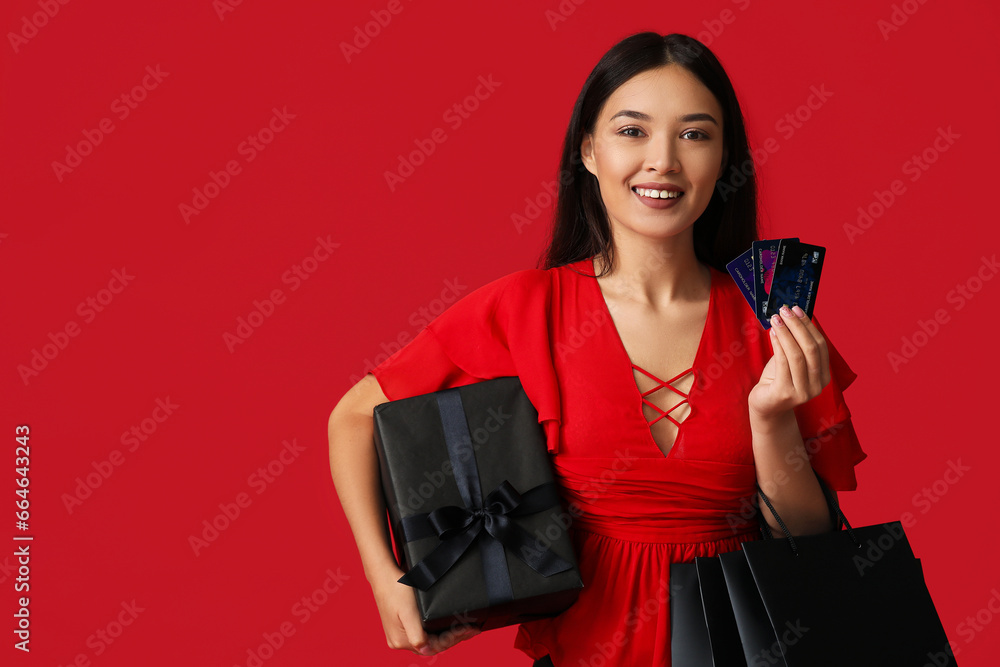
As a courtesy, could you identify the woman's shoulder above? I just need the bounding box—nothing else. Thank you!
[492,265,554,289]
[427,265,558,329]
[472,263,568,302]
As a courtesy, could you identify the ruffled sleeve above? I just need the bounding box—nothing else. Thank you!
[368,269,563,453]
[792,315,868,491]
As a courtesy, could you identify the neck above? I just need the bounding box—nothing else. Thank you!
[594,225,710,309]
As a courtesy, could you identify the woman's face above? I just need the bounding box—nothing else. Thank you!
[581,64,727,244]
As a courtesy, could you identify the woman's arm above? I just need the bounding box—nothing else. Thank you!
[748,305,838,537]
[328,375,401,584]
[328,374,480,655]
[750,409,836,536]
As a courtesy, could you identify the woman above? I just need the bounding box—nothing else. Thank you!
[328,32,866,666]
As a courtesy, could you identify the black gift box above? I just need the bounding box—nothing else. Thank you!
[373,376,583,633]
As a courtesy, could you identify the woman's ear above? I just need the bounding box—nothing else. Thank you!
[580,133,598,178]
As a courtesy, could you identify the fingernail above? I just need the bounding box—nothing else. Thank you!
[419,646,434,656]
[779,305,792,318]
[791,305,805,318]
[770,314,783,327]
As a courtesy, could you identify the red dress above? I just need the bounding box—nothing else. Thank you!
[369,256,867,666]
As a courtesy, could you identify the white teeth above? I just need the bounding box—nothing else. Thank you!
[634,187,682,199]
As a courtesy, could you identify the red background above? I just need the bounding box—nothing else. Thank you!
[3,0,999,665]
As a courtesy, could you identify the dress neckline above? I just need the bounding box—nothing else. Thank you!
[567,256,717,459]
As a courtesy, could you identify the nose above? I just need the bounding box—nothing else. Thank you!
[646,135,681,173]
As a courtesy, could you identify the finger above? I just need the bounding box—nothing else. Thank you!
[787,305,829,391]
[800,309,832,388]
[771,312,804,391]
[777,305,817,394]
[768,315,791,386]
[385,624,410,653]
[398,603,433,655]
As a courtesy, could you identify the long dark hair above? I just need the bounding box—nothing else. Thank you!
[539,32,759,276]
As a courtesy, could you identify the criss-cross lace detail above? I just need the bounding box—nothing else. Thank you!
[632,363,693,428]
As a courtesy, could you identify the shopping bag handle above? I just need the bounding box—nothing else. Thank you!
[755,467,860,555]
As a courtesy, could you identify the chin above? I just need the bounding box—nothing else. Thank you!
[620,219,696,240]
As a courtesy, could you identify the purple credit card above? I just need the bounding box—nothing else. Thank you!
[751,238,797,328]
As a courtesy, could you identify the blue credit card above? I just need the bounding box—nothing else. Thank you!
[726,248,757,313]
[763,241,826,320]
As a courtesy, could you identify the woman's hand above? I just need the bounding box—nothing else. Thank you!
[748,304,831,425]
[370,562,481,656]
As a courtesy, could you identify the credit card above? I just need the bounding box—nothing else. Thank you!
[752,238,797,328]
[763,241,826,320]
[725,248,756,313]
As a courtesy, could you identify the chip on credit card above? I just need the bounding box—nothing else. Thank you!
[726,238,826,330]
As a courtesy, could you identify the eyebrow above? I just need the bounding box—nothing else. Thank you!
[608,110,719,126]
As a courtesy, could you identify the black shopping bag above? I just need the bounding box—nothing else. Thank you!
[734,471,956,666]
[668,559,715,667]
[669,555,749,666]
[672,468,957,666]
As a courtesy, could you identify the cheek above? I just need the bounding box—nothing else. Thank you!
[698,148,722,181]
[596,140,639,174]
[599,179,628,210]
[595,153,634,199]
[690,150,724,181]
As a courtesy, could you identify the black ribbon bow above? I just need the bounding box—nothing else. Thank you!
[398,479,572,593]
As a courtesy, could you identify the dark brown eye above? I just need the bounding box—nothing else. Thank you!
[682,129,710,140]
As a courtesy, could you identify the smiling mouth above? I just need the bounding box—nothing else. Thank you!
[631,187,684,200]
